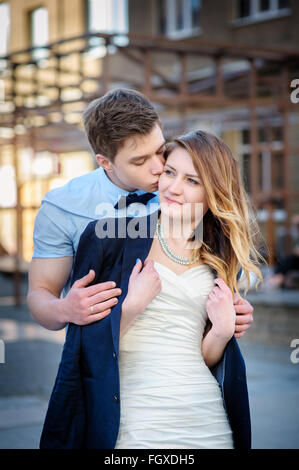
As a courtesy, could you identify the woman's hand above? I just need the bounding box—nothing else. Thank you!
[206,278,236,341]
[202,278,236,367]
[120,259,161,337]
[123,259,161,315]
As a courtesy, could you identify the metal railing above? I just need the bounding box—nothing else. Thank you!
[0,31,298,304]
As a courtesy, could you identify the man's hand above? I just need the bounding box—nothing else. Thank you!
[27,257,121,330]
[61,269,122,325]
[233,294,254,338]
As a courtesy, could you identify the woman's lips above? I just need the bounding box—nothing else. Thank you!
[164,196,183,205]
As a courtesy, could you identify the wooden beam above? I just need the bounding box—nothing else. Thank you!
[143,49,152,96]
[215,55,224,98]
[119,47,178,91]
[281,64,291,256]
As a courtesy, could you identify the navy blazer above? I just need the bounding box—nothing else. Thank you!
[40,210,251,449]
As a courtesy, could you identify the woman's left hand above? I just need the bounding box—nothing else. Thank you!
[206,278,236,340]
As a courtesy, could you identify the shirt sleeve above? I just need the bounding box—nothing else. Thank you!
[32,201,74,258]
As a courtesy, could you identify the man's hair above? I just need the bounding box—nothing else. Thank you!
[82,88,161,161]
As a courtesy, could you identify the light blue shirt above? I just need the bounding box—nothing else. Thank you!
[33,166,159,296]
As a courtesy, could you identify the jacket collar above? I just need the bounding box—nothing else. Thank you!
[110,210,160,355]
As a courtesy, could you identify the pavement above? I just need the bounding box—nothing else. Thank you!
[0,273,298,449]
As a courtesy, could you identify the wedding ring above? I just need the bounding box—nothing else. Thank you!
[90,305,94,314]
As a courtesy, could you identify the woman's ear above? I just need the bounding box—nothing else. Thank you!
[96,154,113,172]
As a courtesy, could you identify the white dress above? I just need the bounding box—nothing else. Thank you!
[114,262,234,449]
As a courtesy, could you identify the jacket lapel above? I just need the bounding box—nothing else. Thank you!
[110,210,159,356]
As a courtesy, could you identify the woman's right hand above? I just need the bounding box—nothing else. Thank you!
[122,259,162,319]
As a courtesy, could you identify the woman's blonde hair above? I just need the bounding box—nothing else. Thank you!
[165,130,265,295]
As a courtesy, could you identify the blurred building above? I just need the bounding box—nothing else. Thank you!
[0,0,299,301]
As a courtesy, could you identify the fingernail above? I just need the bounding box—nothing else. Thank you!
[136,258,140,264]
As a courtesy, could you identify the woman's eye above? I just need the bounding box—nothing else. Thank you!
[187,178,199,185]
[164,169,174,175]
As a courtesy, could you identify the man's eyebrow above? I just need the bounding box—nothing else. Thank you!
[165,163,200,178]
[129,141,166,161]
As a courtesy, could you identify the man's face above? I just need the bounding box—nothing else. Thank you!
[97,123,166,192]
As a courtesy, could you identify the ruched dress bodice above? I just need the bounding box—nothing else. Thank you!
[114,262,234,449]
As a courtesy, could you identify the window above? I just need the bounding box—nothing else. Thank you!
[30,7,49,61]
[159,0,201,38]
[0,2,10,58]
[191,0,201,29]
[86,0,128,55]
[271,152,284,190]
[258,151,284,191]
[242,153,251,193]
[240,126,284,193]
[278,0,290,8]
[157,0,166,35]
[242,128,250,144]
[236,0,290,23]
[238,0,250,18]
[260,0,271,12]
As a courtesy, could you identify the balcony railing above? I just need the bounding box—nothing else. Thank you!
[0,31,298,303]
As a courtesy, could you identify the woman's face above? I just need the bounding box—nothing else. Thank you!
[158,146,209,224]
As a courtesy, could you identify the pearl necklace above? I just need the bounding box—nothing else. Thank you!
[156,219,199,265]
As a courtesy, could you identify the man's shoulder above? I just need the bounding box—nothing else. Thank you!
[39,168,103,219]
[42,168,101,207]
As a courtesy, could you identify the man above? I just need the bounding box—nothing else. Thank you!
[27,88,253,334]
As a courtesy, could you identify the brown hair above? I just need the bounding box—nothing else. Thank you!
[82,88,161,161]
[165,130,264,295]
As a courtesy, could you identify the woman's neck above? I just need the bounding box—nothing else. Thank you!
[159,214,196,248]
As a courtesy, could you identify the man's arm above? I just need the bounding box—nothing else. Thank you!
[28,257,72,330]
[27,258,121,331]
[28,201,121,331]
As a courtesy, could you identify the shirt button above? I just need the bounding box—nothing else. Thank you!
[113,394,119,403]
[113,351,117,360]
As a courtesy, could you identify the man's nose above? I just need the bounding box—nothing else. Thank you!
[151,154,165,175]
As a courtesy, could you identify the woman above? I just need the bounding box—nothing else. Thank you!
[40,131,263,450]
